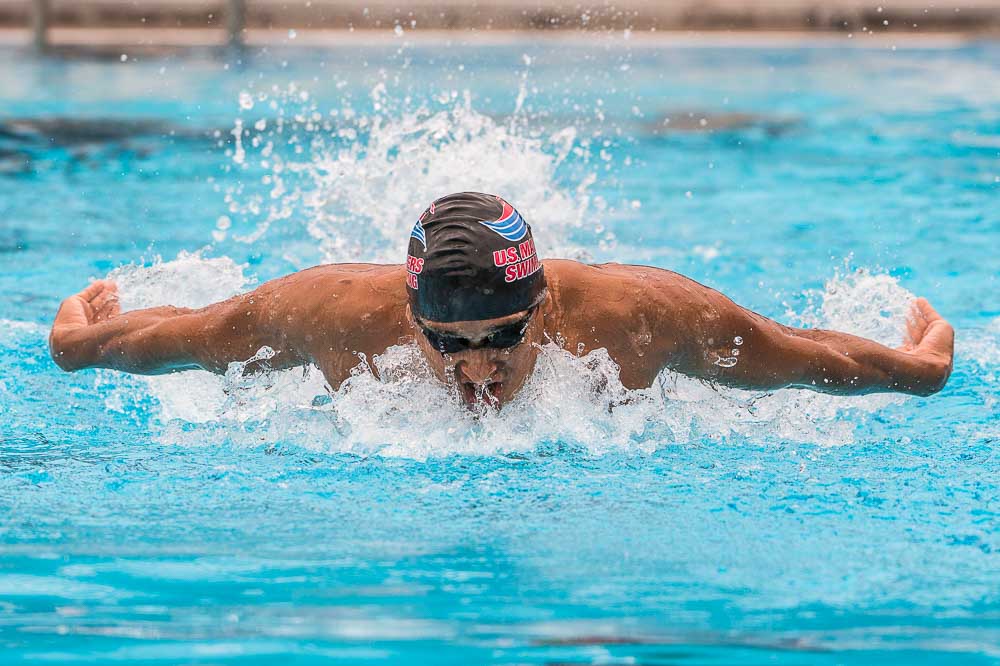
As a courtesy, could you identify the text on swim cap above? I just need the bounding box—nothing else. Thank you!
[406,254,424,289]
[493,238,540,283]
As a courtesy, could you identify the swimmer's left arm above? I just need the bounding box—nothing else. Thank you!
[637,270,954,396]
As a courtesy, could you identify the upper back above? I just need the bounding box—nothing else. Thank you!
[255,263,412,376]
[541,259,691,388]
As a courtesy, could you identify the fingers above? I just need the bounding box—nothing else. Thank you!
[62,280,121,326]
[78,280,107,301]
[924,318,955,350]
[914,297,943,322]
[77,279,117,302]
[903,299,929,347]
[901,297,954,363]
[90,288,121,322]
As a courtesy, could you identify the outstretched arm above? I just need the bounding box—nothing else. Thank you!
[49,279,305,375]
[638,270,953,396]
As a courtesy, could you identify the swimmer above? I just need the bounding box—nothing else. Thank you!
[49,192,954,408]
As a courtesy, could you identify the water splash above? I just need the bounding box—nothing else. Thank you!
[91,85,932,458]
[220,83,607,266]
[793,265,913,346]
[106,251,251,312]
[99,254,917,457]
[97,252,254,423]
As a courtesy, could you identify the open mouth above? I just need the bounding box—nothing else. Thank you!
[459,381,503,408]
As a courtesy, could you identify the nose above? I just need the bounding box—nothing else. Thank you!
[455,354,500,385]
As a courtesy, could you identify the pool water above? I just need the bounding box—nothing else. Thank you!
[1,37,998,664]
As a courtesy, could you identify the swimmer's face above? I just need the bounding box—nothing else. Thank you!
[410,300,547,410]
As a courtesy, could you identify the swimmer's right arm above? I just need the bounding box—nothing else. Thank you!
[49,279,305,375]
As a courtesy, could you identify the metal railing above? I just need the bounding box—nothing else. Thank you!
[28,0,248,52]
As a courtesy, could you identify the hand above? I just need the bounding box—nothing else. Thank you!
[53,279,120,329]
[898,297,954,393]
[50,280,120,370]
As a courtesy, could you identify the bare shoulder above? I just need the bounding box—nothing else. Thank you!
[244,263,412,374]
[543,259,706,317]
[256,263,406,295]
[541,259,732,388]
[252,263,408,318]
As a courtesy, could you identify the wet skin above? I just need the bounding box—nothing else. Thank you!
[50,260,954,409]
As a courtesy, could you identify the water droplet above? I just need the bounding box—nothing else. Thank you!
[734,336,743,345]
[119,54,128,62]
[714,355,738,368]
[394,24,404,36]
[238,92,254,111]
[288,29,297,40]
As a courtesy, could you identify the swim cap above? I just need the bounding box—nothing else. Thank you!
[406,192,545,323]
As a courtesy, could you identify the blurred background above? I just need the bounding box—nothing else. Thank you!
[2,0,1000,54]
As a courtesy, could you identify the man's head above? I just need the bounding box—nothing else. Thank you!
[405,192,547,408]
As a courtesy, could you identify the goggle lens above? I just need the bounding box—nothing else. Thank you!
[420,312,533,354]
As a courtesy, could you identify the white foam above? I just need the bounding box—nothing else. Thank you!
[222,84,607,266]
[793,266,913,346]
[0,319,46,341]
[107,251,251,312]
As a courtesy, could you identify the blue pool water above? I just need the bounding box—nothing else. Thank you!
[1,37,998,664]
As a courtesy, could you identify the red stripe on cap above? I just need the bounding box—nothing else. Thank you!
[491,198,514,222]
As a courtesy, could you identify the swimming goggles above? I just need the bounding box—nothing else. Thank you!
[418,307,536,354]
